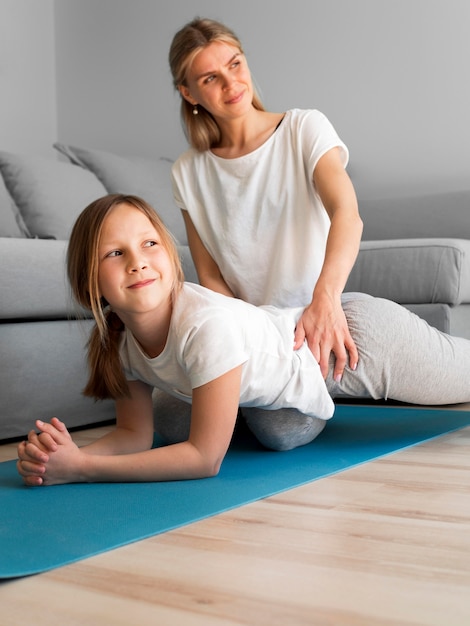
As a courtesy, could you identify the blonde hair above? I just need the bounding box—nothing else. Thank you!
[169,17,265,151]
[67,194,184,400]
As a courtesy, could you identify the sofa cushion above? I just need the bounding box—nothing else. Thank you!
[0,238,82,320]
[0,151,107,240]
[403,303,451,335]
[346,238,470,305]
[54,143,186,244]
[447,303,470,339]
[0,173,30,238]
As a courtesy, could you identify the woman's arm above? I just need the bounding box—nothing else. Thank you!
[182,210,235,297]
[17,368,242,486]
[293,147,363,381]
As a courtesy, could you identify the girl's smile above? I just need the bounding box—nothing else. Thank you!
[98,203,174,323]
[128,279,156,289]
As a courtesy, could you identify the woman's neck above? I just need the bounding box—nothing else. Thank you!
[211,109,285,159]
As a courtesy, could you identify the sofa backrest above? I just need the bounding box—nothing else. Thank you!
[2,146,469,245]
[0,170,30,238]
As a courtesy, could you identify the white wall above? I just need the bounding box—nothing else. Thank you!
[3,0,469,201]
[0,0,57,156]
[53,0,470,201]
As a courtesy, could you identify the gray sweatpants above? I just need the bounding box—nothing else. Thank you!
[326,293,470,405]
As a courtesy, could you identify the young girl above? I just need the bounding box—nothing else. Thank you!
[17,194,470,486]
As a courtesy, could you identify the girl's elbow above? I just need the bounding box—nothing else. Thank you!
[203,457,223,478]
[198,453,224,478]
[188,439,227,478]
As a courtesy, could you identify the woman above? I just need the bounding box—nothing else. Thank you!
[169,17,363,382]
[17,195,470,486]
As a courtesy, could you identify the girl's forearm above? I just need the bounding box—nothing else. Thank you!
[80,426,154,457]
[79,440,221,483]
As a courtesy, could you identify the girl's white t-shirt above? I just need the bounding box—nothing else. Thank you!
[171,109,349,307]
[119,283,334,420]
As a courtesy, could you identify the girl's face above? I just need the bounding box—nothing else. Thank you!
[97,203,175,321]
[180,40,254,122]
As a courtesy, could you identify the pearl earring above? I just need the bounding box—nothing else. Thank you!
[192,104,198,115]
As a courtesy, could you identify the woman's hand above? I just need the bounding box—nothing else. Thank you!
[293,291,358,381]
[17,418,84,486]
[297,147,362,381]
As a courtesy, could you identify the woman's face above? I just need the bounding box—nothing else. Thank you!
[180,41,254,122]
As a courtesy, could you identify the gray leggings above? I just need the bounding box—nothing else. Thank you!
[327,293,470,405]
[155,294,470,450]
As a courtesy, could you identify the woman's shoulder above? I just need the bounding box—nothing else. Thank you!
[172,146,208,172]
[285,108,329,126]
[172,148,193,173]
[282,109,342,149]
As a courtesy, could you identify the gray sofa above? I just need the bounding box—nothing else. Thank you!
[1,145,469,440]
[346,191,470,337]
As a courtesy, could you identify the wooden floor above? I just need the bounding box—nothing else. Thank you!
[1,408,470,625]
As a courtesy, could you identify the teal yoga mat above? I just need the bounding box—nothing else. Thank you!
[1,404,470,579]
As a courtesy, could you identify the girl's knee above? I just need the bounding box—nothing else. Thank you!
[242,407,326,451]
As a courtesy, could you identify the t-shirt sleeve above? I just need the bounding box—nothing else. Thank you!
[171,164,184,210]
[171,156,192,212]
[180,309,248,389]
[299,109,349,176]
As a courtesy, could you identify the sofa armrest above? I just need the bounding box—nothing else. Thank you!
[0,238,84,320]
[345,238,470,305]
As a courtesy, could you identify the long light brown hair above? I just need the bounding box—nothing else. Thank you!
[169,17,265,151]
[67,194,184,400]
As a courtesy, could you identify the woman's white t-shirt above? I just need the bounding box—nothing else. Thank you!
[171,109,348,307]
[119,283,334,420]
